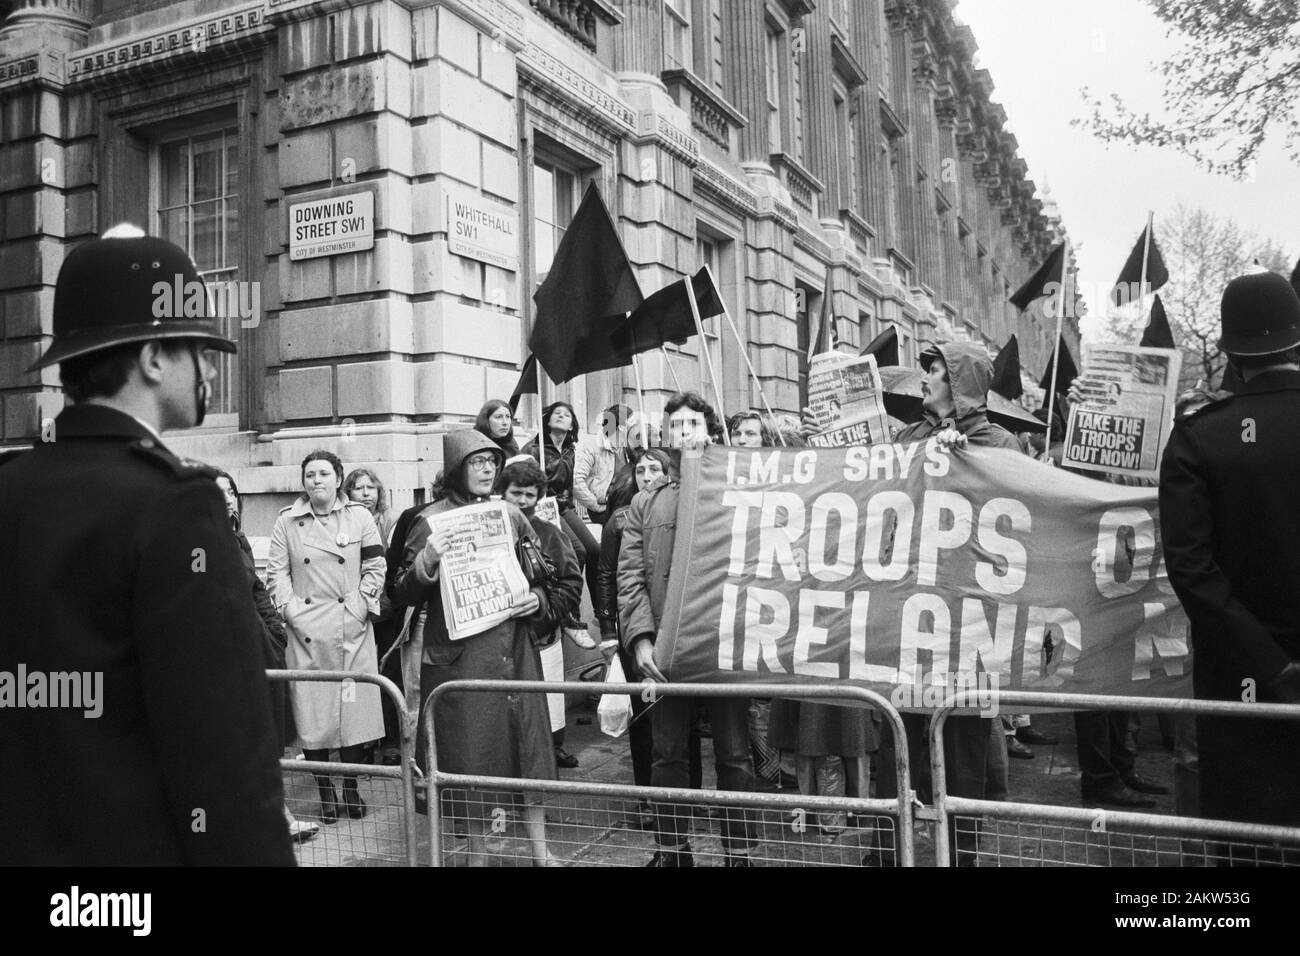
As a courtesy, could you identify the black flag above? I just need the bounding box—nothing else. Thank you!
[610,268,723,357]
[860,325,900,366]
[990,335,1024,400]
[508,353,539,413]
[1291,257,1300,298]
[1038,335,1079,400]
[1112,221,1169,307]
[1010,242,1066,311]
[529,182,644,383]
[1140,295,1176,349]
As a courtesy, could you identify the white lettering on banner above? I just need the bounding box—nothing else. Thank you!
[861,491,913,581]
[1022,606,1082,686]
[1095,507,1157,598]
[718,582,739,670]
[722,490,763,576]
[808,493,857,582]
[847,591,896,682]
[955,598,1019,677]
[916,491,974,587]
[975,498,1032,595]
[755,492,805,581]
[793,589,844,678]
[742,586,790,673]
[1132,601,1189,680]
[898,593,952,679]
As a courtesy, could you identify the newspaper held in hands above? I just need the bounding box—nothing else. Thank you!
[428,501,531,640]
[534,496,562,529]
[1063,344,1183,480]
[806,352,892,447]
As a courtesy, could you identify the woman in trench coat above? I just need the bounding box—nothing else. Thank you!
[394,428,561,865]
[268,450,386,823]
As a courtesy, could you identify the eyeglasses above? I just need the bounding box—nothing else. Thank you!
[466,455,497,471]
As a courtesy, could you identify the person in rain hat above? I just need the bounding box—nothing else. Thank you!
[0,225,292,865]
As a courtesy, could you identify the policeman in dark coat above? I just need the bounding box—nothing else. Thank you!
[1159,271,1300,829]
[0,225,293,865]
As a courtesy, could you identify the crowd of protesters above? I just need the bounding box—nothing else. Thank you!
[218,271,1300,866]
[18,227,1298,870]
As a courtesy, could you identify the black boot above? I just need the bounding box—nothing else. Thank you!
[315,776,339,824]
[342,778,367,819]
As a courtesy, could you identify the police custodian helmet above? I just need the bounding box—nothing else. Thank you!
[1217,271,1300,357]
[27,224,237,372]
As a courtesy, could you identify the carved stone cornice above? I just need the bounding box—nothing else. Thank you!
[662,67,746,154]
[529,0,621,52]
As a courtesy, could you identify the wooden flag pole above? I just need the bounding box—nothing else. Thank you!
[659,345,684,392]
[535,366,546,472]
[683,274,730,444]
[629,314,649,449]
[1044,239,1071,456]
[1139,210,1154,309]
[706,264,784,444]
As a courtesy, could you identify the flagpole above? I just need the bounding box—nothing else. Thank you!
[707,264,784,441]
[683,274,730,444]
[535,368,546,472]
[1044,239,1071,457]
[1139,210,1154,310]
[659,345,684,392]
[629,314,649,450]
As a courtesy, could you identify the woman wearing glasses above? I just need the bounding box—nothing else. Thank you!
[393,429,563,865]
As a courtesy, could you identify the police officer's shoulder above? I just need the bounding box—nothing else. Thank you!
[1175,390,1236,426]
[128,440,219,481]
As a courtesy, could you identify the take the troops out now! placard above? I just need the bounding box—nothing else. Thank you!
[1063,344,1183,480]
[653,444,1191,711]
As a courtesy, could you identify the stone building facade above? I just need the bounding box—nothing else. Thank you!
[0,0,1080,530]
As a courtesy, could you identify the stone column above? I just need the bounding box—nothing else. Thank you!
[613,0,665,79]
[721,0,770,165]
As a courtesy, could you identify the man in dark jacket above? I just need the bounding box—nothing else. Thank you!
[1159,271,1300,831]
[0,226,292,865]
[618,391,758,867]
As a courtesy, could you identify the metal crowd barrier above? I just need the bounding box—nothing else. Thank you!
[421,680,915,868]
[267,670,419,867]
[928,691,1300,867]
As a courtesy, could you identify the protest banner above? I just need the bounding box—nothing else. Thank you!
[654,444,1191,712]
[806,352,892,448]
[1063,344,1182,480]
[428,501,531,640]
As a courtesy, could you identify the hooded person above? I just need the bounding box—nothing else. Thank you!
[893,341,1023,451]
[879,340,1020,865]
[392,428,564,865]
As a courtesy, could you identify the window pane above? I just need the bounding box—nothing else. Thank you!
[160,141,188,208]
[535,227,555,276]
[159,206,188,249]
[225,138,238,198]
[223,199,239,271]
[554,168,575,224]
[191,200,221,271]
[534,165,555,227]
[192,134,222,202]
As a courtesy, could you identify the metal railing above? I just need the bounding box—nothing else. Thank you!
[928,691,1300,867]
[268,670,419,867]
[421,680,915,868]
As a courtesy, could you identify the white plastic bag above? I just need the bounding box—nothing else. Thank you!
[597,653,632,738]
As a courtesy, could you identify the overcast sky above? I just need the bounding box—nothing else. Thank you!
[957,0,1299,342]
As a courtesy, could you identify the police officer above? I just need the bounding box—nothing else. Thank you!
[0,225,293,865]
[1159,271,1300,831]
